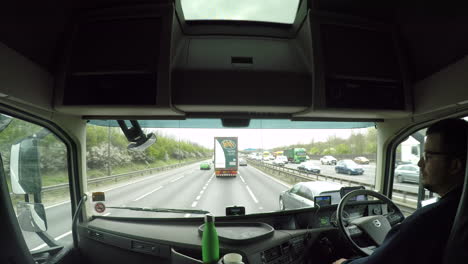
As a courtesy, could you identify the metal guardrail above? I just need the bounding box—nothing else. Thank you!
[248,159,418,212]
[11,159,206,196]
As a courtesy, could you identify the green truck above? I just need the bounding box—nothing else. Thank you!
[284,148,307,163]
[214,137,238,177]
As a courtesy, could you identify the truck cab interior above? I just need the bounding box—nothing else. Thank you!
[1,0,467,264]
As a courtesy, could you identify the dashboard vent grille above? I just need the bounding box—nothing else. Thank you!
[263,246,281,262]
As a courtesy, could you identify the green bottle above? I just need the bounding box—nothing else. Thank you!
[202,213,219,264]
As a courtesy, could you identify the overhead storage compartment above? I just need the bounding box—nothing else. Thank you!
[54,3,182,117]
[294,10,412,119]
[172,37,312,113]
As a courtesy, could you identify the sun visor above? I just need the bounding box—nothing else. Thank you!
[89,119,375,129]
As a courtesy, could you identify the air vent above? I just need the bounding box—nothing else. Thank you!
[262,246,282,262]
[231,56,253,64]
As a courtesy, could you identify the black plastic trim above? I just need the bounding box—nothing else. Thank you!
[0,103,81,249]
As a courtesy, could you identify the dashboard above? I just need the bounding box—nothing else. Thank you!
[78,201,397,264]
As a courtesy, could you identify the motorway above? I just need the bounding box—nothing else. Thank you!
[262,159,420,194]
[21,158,421,252]
[22,161,290,251]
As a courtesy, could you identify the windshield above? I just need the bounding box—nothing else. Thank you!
[85,119,377,218]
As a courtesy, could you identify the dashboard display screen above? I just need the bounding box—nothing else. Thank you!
[340,186,367,201]
[314,195,332,206]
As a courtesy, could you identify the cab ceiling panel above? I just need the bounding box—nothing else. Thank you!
[54,3,183,117]
[172,37,312,112]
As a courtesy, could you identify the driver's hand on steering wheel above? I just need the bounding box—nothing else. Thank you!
[332,258,348,264]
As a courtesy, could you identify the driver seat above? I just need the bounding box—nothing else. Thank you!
[443,136,468,263]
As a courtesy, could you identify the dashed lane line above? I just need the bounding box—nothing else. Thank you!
[170,175,185,183]
[239,175,246,183]
[192,174,215,208]
[246,186,259,203]
[31,230,72,251]
[133,186,163,201]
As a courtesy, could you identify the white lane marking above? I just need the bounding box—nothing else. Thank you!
[200,190,204,195]
[192,201,198,207]
[41,163,201,211]
[102,163,200,193]
[248,166,291,188]
[184,214,191,218]
[170,175,185,183]
[133,186,163,201]
[240,175,246,183]
[196,196,201,200]
[393,194,418,203]
[203,186,206,190]
[31,230,73,251]
[246,186,259,203]
[55,230,72,240]
[32,244,47,251]
[45,200,71,210]
[259,207,264,210]
[103,212,111,216]
[121,204,126,207]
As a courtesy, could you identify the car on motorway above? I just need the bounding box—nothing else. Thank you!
[279,181,343,210]
[354,156,370,164]
[335,160,364,175]
[297,161,321,174]
[276,155,288,164]
[272,157,285,166]
[200,162,211,170]
[239,158,247,166]
[394,164,420,183]
[262,156,270,162]
[320,155,337,165]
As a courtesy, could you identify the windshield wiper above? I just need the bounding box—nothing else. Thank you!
[107,206,210,215]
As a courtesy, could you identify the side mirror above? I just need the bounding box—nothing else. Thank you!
[17,202,48,232]
[10,138,42,195]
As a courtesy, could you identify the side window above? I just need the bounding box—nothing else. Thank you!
[392,130,427,216]
[0,114,72,252]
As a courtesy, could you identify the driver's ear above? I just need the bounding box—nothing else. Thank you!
[449,158,463,175]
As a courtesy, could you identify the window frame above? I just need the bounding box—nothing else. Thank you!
[0,103,81,254]
[384,110,468,208]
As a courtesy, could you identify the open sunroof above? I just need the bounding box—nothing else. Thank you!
[180,0,301,24]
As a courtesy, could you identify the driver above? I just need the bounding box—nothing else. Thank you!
[333,118,467,264]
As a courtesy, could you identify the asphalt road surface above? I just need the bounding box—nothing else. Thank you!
[21,162,290,251]
[20,159,421,251]
[263,159,419,194]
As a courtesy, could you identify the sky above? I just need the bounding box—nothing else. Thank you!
[151,128,370,150]
[180,0,300,24]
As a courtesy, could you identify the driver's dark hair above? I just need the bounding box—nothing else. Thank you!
[426,118,468,169]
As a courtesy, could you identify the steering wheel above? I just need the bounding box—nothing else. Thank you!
[336,189,405,256]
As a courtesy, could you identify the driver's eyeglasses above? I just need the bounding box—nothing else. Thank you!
[423,151,450,161]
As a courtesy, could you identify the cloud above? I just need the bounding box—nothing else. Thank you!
[180,0,300,23]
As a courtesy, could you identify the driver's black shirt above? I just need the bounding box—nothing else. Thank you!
[344,187,462,264]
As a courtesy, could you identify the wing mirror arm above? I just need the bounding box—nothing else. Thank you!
[117,120,157,151]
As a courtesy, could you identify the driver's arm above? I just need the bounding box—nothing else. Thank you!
[332,223,403,264]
